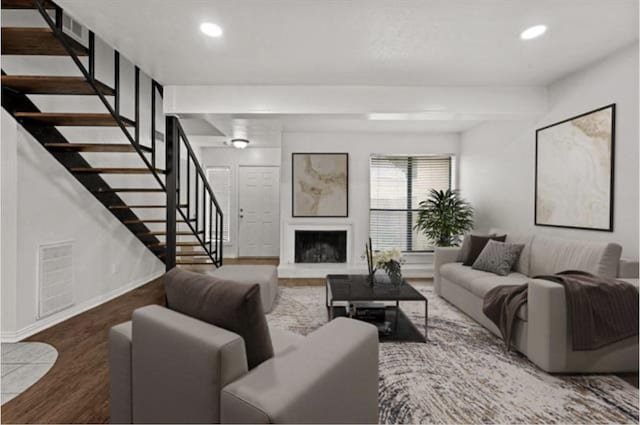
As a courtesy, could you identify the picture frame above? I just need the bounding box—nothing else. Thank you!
[534,104,615,231]
[292,153,349,217]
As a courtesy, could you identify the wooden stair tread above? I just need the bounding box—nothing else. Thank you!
[177,261,214,265]
[14,112,134,127]
[109,204,186,209]
[92,188,164,193]
[123,219,194,224]
[1,0,55,9]
[70,167,163,174]
[176,252,213,257]
[2,27,88,56]
[137,231,199,236]
[2,76,114,96]
[148,242,203,247]
[45,143,150,153]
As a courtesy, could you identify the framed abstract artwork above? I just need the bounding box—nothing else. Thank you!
[292,153,349,217]
[535,104,615,231]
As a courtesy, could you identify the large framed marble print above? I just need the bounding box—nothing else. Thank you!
[535,104,615,231]
[292,153,348,217]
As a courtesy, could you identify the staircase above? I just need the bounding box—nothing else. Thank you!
[1,0,223,269]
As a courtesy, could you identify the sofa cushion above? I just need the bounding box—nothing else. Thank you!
[269,326,304,356]
[439,263,497,294]
[164,268,274,369]
[440,263,530,321]
[467,273,529,298]
[505,234,534,275]
[529,236,622,278]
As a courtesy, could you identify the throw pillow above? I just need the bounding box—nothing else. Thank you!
[164,267,274,369]
[462,234,507,266]
[472,240,525,276]
[457,233,496,263]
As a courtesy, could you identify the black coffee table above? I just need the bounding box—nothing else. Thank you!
[325,274,428,342]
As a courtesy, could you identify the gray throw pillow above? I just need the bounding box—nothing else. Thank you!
[164,267,274,369]
[472,240,525,276]
[463,234,507,266]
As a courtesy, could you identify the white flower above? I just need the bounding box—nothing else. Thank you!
[372,248,403,267]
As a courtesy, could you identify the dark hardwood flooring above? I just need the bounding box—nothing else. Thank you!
[1,263,637,423]
[1,277,165,424]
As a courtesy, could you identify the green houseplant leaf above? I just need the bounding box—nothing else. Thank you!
[414,189,474,247]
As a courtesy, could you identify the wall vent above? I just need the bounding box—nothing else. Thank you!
[62,13,85,43]
[38,242,74,319]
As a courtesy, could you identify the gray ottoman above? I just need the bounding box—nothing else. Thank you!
[208,265,279,313]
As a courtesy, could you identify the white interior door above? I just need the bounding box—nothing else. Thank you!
[238,166,280,257]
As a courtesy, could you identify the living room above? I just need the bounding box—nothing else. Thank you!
[0,0,638,424]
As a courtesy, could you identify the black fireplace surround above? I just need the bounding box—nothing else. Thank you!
[295,230,347,263]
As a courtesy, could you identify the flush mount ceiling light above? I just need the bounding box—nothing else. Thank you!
[230,138,249,149]
[200,22,223,37]
[520,25,547,40]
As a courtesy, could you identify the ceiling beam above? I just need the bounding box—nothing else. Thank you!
[164,85,548,119]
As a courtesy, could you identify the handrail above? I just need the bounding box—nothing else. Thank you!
[166,116,224,269]
[33,0,224,269]
[176,122,222,211]
[33,0,167,192]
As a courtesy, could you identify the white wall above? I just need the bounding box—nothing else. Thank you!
[0,111,164,342]
[199,146,282,258]
[280,131,460,265]
[460,43,639,258]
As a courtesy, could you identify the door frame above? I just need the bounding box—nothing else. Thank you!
[237,165,281,258]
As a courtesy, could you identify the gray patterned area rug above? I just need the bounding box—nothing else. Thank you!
[266,284,639,424]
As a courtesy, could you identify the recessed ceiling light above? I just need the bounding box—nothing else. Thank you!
[200,22,223,38]
[520,25,547,40]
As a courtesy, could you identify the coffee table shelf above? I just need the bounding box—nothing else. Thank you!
[325,274,427,343]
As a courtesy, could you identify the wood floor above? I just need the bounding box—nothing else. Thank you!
[0,277,166,424]
[1,261,637,423]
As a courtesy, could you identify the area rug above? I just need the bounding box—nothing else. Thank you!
[266,284,639,424]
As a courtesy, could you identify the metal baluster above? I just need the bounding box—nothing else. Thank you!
[165,117,178,271]
[114,51,120,116]
[134,66,140,145]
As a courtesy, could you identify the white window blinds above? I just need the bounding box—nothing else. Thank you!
[207,167,231,243]
[370,156,451,251]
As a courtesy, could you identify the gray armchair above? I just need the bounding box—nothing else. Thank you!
[109,305,379,424]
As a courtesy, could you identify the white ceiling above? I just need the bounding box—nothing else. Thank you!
[56,0,637,137]
[58,0,638,86]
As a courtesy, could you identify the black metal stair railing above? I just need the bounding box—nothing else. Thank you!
[30,0,224,269]
[33,0,166,189]
[165,116,224,269]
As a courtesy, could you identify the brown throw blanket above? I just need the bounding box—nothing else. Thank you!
[483,270,639,352]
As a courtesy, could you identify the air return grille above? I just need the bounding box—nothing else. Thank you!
[38,242,74,319]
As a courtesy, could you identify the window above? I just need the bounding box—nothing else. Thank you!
[370,156,452,252]
[207,167,231,243]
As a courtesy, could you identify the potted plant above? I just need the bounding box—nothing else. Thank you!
[414,188,474,247]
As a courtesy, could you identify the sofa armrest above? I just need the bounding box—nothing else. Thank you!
[434,247,461,295]
[131,305,248,424]
[109,321,132,424]
[221,317,379,424]
[526,278,568,372]
[618,258,639,279]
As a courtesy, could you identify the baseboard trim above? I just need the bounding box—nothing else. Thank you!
[0,269,164,343]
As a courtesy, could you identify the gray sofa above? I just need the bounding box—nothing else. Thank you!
[434,234,639,373]
[109,305,379,424]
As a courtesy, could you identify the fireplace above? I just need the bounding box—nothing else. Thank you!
[295,230,347,263]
